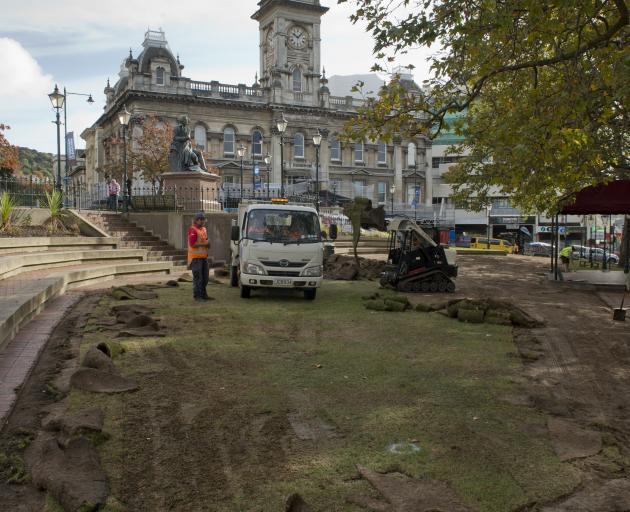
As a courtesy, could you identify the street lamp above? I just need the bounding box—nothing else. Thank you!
[264,153,271,199]
[63,88,94,204]
[312,129,322,212]
[48,85,65,194]
[486,202,493,249]
[390,184,396,214]
[276,113,288,197]
[118,106,131,213]
[237,143,246,201]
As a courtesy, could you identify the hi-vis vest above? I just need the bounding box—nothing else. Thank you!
[188,226,209,265]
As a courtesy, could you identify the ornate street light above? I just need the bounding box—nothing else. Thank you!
[312,129,322,212]
[48,85,65,194]
[390,184,396,214]
[264,152,271,199]
[276,113,288,197]
[118,106,131,213]
[237,143,246,201]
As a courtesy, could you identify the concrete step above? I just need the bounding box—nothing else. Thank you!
[147,250,187,258]
[118,235,160,242]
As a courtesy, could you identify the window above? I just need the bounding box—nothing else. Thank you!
[378,182,387,203]
[293,133,304,159]
[223,176,234,184]
[194,125,206,149]
[223,127,235,155]
[354,141,364,162]
[353,179,367,198]
[330,139,341,161]
[432,155,463,168]
[156,67,165,86]
[251,130,263,156]
[292,68,302,93]
[407,142,416,167]
[377,141,387,164]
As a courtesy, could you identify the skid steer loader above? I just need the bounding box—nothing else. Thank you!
[380,218,458,293]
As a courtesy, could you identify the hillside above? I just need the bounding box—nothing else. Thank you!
[17,147,54,179]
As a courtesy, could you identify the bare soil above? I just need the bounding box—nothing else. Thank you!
[2,256,629,510]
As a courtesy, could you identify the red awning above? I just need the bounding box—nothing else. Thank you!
[559,180,630,215]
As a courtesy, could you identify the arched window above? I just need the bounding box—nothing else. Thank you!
[194,125,207,149]
[251,130,263,156]
[223,127,235,155]
[156,67,165,86]
[330,138,341,161]
[407,142,416,167]
[354,141,364,162]
[292,68,302,93]
[293,133,304,158]
[377,141,387,164]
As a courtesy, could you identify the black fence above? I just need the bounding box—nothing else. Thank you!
[0,176,56,207]
[1,176,324,213]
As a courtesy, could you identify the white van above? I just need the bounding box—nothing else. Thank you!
[229,200,324,300]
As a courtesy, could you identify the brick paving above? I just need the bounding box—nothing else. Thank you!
[0,293,80,425]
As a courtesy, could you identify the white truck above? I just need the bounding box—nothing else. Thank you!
[229,200,325,300]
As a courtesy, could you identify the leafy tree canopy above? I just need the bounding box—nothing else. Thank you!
[0,124,21,178]
[339,0,629,213]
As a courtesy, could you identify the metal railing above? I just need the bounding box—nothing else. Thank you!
[0,176,56,207]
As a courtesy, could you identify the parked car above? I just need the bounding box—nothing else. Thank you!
[525,242,551,257]
[571,245,619,264]
[470,237,514,254]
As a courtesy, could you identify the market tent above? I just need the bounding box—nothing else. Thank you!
[559,180,630,215]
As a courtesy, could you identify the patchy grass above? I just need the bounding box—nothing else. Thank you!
[69,281,580,511]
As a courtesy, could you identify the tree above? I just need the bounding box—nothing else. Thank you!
[340,0,629,213]
[130,115,172,191]
[0,124,21,178]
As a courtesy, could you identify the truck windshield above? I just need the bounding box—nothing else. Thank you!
[246,209,321,243]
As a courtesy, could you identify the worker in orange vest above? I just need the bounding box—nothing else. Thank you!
[188,212,211,301]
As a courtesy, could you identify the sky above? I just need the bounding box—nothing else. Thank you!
[0,0,432,154]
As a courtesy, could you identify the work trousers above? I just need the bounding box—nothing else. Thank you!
[190,258,209,298]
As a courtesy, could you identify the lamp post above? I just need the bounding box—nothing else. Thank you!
[48,85,65,195]
[312,129,322,212]
[276,113,288,197]
[63,88,94,204]
[390,184,396,214]
[118,106,131,213]
[413,164,418,221]
[486,202,493,249]
[264,153,271,199]
[237,144,246,201]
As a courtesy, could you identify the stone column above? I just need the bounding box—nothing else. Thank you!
[393,137,403,205]
[424,140,433,207]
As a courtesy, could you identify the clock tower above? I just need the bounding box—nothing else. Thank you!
[252,0,329,103]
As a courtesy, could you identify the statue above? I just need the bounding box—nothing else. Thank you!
[169,116,208,172]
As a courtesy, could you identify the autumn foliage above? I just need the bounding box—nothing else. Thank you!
[0,124,21,177]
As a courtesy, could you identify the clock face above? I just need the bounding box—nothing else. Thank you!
[289,26,307,49]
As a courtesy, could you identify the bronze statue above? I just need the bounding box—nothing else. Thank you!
[169,116,207,172]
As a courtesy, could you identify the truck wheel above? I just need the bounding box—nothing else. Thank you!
[304,289,317,300]
[240,285,251,299]
[230,266,238,287]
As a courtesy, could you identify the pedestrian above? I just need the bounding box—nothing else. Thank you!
[188,212,211,301]
[560,244,572,273]
[108,178,121,211]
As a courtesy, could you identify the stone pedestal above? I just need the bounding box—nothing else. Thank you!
[161,171,221,212]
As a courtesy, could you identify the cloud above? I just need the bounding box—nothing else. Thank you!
[0,38,53,97]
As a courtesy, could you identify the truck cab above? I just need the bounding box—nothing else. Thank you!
[230,200,324,300]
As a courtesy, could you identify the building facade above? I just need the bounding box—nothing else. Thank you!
[81,0,444,221]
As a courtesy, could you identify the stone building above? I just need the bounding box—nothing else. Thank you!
[81,0,439,217]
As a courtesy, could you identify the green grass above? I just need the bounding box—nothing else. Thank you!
[69,281,580,511]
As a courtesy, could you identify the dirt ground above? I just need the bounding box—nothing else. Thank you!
[1,255,629,511]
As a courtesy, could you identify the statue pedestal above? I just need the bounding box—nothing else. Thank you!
[161,171,221,212]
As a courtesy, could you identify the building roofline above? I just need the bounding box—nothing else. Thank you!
[251,0,329,20]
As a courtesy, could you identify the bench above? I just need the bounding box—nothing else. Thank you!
[130,195,182,211]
